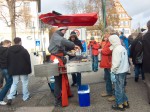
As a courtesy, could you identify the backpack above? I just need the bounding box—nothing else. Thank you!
[135,39,143,64]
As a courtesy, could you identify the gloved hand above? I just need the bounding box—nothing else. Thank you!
[111,72,116,83]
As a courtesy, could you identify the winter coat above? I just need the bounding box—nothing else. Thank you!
[143,30,150,73]
[88,40,100,56]
[48,30,75,55]
[0,47,8,69]
[99,41,112,68]
[130,33,143,65]
[7,45,31,75]
[66,36,83,60]
[109,35,129,74]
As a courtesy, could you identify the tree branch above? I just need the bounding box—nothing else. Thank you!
[0,12,10,27]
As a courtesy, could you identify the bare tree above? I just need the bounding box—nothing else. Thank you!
[106,0,120,27]
[64,0,103,31]
[0,0,32,43]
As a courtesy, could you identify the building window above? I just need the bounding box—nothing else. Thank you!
[120,21,123,26]
[125,21,129,26]
[24,2,30,11]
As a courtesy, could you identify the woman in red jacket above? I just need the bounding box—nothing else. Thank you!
[99,35,113,99]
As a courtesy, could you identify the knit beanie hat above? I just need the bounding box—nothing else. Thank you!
[70,31,77,37]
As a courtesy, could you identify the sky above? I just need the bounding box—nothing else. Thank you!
[40,0,150,29]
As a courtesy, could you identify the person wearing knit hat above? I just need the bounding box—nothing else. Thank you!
[66,31,83,87]
[57,26,68,31]
[142,20,150,104]
[48,26,80,107]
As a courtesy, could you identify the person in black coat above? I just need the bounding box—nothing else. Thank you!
[66,31,83,86]
[7,37,31,105]
[0,40,12,105]
[143,20,150,104]
[130,33,145,82]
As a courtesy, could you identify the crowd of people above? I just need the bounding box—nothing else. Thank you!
[0,20,150,111]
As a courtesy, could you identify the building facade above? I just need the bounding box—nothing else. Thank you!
[0,1,47,53]
[112,0,132,37]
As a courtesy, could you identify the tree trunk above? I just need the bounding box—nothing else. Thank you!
[7,0,16,44]
[10,22,16,43]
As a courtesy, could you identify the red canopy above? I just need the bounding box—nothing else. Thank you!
[39,12,98,26]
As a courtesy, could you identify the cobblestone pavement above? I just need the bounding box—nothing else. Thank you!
[0,70,150,112]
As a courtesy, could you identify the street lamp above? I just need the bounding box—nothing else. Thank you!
[102,0,106,31]
[32,21,36,52]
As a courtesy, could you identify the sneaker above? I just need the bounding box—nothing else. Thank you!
[101,92,112,97]
[108,96,115,102]
[13,91,18,97]
[135,77,138,82]
[112,104,125,111]
[54,99,62,107]
[25,96,31,101]
[0,101,7,105]
[7,99,12,106]
[68,94,74,98]
[123,101,130,108]
[71,83,76,87]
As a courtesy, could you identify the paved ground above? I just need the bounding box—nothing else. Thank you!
[0,69,150,112]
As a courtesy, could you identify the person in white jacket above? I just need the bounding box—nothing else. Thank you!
[109,33,129,111]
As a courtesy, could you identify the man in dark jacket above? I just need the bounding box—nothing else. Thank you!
[130,33,145,82]
[143,20,150,104]
[7,37,31,105]
[66,31,83,87]
[48,27,80,107]
[0,40,12,105]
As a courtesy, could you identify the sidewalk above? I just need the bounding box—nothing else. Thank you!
[0,70,150,112]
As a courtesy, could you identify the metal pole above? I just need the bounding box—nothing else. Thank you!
[33,22,36,52]
[102,0,106,31]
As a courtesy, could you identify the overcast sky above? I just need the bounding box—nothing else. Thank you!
[40,0,150,29]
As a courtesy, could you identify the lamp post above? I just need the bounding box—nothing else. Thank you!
[32,21,36,52]
[102,0,106,32]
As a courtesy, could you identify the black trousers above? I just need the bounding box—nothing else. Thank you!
[54,75,62,100]
[145,73,150,103]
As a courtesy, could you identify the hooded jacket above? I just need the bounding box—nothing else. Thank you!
[7,45,31,75]
[88,40,100,56]
[109,35,129,74]
[0,47,8,69]
[48,30,75,55]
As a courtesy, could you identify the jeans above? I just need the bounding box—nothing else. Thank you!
[0,68,4,87]
[104,68,113,95]
[114,73,128,105]
[134,64,145,80]
[71,72,81,86]
[92,55,98,72]
[0,69,13,101]
[7,75,29,101]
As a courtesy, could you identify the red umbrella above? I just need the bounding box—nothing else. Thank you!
[39,12,98,26]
